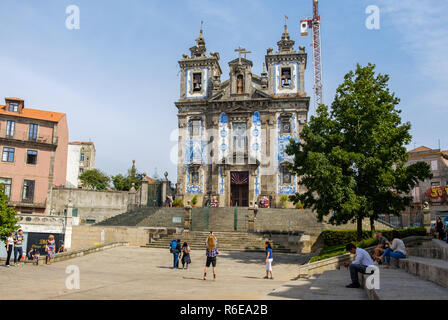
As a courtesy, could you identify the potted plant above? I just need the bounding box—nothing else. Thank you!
[173,200,184,208]
[295,201,304,210]
[280,195,289,209]
[191,195,198,207]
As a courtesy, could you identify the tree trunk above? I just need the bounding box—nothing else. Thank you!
[357,217,363,242]
[370,217,376,237]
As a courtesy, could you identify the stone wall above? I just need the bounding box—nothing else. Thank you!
[71,225,178,250]
[49,187,130,223]
[254,208,392,235]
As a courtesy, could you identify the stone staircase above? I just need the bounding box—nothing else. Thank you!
[95,207,160,226]
[96,207,185,227]
[269,237,448,300]
[143,231,293,253]
[386,239,448,290]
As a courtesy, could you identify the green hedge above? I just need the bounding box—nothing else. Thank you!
[321,227,426,247]
[310,227,427,263]
[310,237,379,263]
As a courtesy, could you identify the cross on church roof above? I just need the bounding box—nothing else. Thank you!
[234,46,251,64]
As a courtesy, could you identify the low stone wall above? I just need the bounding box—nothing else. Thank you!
[297,236,432,278]
[0,242,128,265]
[71,225,180,250]
[49,187,130,223]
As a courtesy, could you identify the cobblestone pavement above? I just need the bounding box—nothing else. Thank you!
[0,246,310,300]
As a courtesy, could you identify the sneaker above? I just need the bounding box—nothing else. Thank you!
[270,277,274,280]
[263,276,269,279]
[345,283,361,288]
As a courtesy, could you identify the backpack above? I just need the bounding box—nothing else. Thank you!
[170,240,177,253]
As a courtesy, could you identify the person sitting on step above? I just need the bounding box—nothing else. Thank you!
[343,243,374,288]
[379,230,406,269]
[372,232,388,263]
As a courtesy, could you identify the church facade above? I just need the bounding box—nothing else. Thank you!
[175,26,310,207]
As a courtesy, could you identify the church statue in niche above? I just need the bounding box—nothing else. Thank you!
[237,75,244,94]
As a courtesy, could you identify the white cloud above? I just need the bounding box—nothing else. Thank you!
[379,0,448,84]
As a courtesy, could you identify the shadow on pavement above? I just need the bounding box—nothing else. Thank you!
[218,251,310,265]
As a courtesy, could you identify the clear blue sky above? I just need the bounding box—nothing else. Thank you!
[0,0,446,180]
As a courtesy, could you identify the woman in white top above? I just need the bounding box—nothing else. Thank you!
[5,232,14,267]
[380,231,406,269]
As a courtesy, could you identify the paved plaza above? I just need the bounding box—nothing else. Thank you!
[0,246,310,300]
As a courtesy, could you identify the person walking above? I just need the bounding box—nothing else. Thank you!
[170,238,180,269]
[45,235,56,265]
[5,232,14,267]
[13,229,25,266]
[254,202,259,220]
[175,239,182,269]
[181,242,191,269]
[203,232,218,280]
[264,241,274,279]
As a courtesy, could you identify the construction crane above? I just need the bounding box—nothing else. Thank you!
[300,0,322,109]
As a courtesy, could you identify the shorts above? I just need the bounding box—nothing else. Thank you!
[266,259,273,271]
[206,256,217,268]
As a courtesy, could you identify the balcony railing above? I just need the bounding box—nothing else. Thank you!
[17,213,65,226]
[0,129,57,145]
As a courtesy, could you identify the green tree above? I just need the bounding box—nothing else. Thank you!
[79,169,110,190]
[112,169,145,191]
[286,64,432,241]
[0,185,20,241]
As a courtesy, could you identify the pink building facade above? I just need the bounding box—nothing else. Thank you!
[0,97,68,214]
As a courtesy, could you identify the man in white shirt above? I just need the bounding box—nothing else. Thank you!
[343,243,374,288]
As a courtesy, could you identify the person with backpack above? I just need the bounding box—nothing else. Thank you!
[175,239,182,268]
[170,238,180,269]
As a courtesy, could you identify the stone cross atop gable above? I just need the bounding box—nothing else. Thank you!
[234,46,251,64]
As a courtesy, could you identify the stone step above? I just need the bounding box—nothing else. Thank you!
[266,269,367,300]
[406,239,448,260]
[393,256,448,288]
[361,265,448,300]
[143,244,292,253]
[145,230,294,253]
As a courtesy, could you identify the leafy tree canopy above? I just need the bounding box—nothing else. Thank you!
[286,63,432,240]
[79,169,110,190]
[0,185,20,241]
[112,167,145,191]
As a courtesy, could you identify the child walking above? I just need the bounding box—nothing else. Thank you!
[264,241,274,280]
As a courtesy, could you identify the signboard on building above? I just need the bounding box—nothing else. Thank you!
[26,232,64,255]
[172,216,182,224]
[425,186,448,203]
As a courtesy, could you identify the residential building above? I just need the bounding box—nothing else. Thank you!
[66,141,96,188]
[400,146,448,226]
[0,97,68,214]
